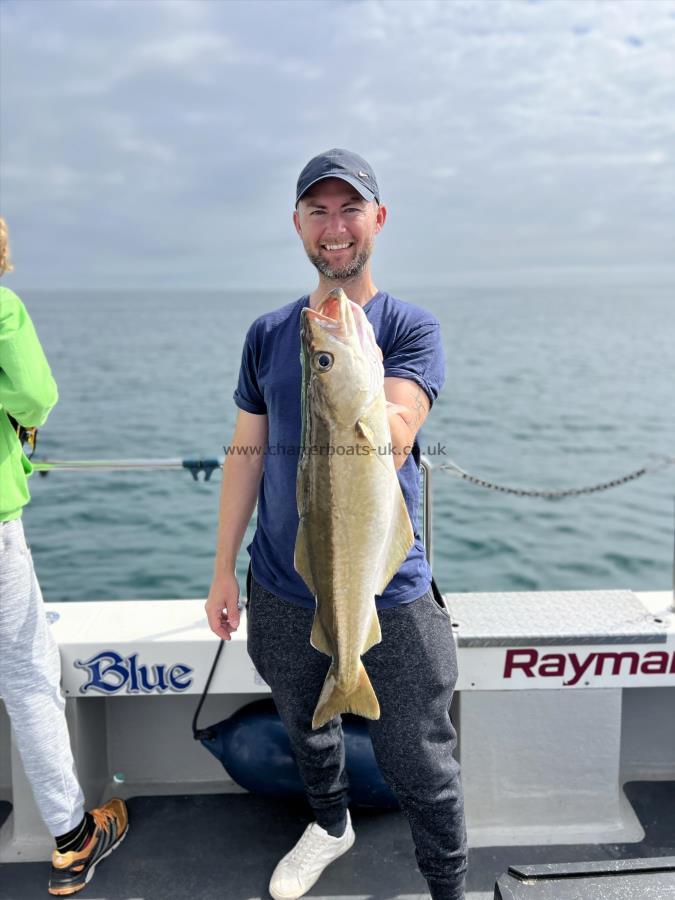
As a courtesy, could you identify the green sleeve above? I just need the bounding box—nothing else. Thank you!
[0,287,58,427]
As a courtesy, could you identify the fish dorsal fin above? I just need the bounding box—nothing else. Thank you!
[310,612,332,656]
[294,519,316,595]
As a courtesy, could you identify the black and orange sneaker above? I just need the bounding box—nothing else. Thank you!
[48,799,128,895]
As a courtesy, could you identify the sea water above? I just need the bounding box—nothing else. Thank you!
[17,283,675,601]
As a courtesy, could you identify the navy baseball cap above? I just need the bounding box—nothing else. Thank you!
[296,148,380,206]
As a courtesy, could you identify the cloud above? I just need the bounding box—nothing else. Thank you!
[1,0,674,289]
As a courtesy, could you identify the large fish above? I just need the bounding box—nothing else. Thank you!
[295,288,415,730]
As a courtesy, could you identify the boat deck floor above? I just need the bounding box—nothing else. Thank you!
[1,781,674,900]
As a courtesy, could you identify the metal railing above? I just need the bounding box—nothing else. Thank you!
[31,451,674,612]
[420,455,433,567]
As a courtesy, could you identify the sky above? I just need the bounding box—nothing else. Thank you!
[1,0,674,291]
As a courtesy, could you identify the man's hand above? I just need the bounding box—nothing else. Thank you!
[205,410,266,640]
[205,571,241,641]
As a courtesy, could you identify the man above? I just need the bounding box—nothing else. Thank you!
[0,217,128,896]
[206,150,466,900]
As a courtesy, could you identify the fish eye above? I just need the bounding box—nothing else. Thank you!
[312,351,334,372]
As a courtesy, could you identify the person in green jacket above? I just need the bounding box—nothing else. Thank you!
[0,217,128,895]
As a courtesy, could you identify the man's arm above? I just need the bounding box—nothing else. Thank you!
[205,409,268,640]
[0,291,58,426]
[384,376,430,471]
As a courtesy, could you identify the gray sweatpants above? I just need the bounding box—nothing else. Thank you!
[247,576,467,900]
[0,518,84,837]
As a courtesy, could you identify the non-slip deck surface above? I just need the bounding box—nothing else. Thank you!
[1,782,673,900]
[447,590,668,646]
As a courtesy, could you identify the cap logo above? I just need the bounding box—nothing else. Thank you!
[358,171,368,178]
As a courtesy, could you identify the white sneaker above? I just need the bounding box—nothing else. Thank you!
[268,810,355,900]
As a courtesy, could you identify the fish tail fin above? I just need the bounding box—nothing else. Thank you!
[311,662,380,730]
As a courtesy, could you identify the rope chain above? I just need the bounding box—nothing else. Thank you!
[436,455,675,500]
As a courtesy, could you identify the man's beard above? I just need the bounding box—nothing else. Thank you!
[306,242,372,280]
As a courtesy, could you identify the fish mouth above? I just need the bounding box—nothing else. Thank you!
[302,290,382,365]
[303,289,354,342]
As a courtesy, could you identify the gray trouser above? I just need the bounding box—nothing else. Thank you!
[0,518,84,837]
[247,576,467,900]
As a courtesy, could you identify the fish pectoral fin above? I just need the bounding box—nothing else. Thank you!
[355,417,377,449]
[294,519,316,595]
[311,662,380,730]
[310,613,332,656]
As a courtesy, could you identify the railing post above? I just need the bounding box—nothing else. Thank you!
[420,455,433,567]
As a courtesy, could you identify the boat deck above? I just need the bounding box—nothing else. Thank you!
[1,781,674,899]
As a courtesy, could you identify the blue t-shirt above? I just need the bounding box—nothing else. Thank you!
[233,290,445,609]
